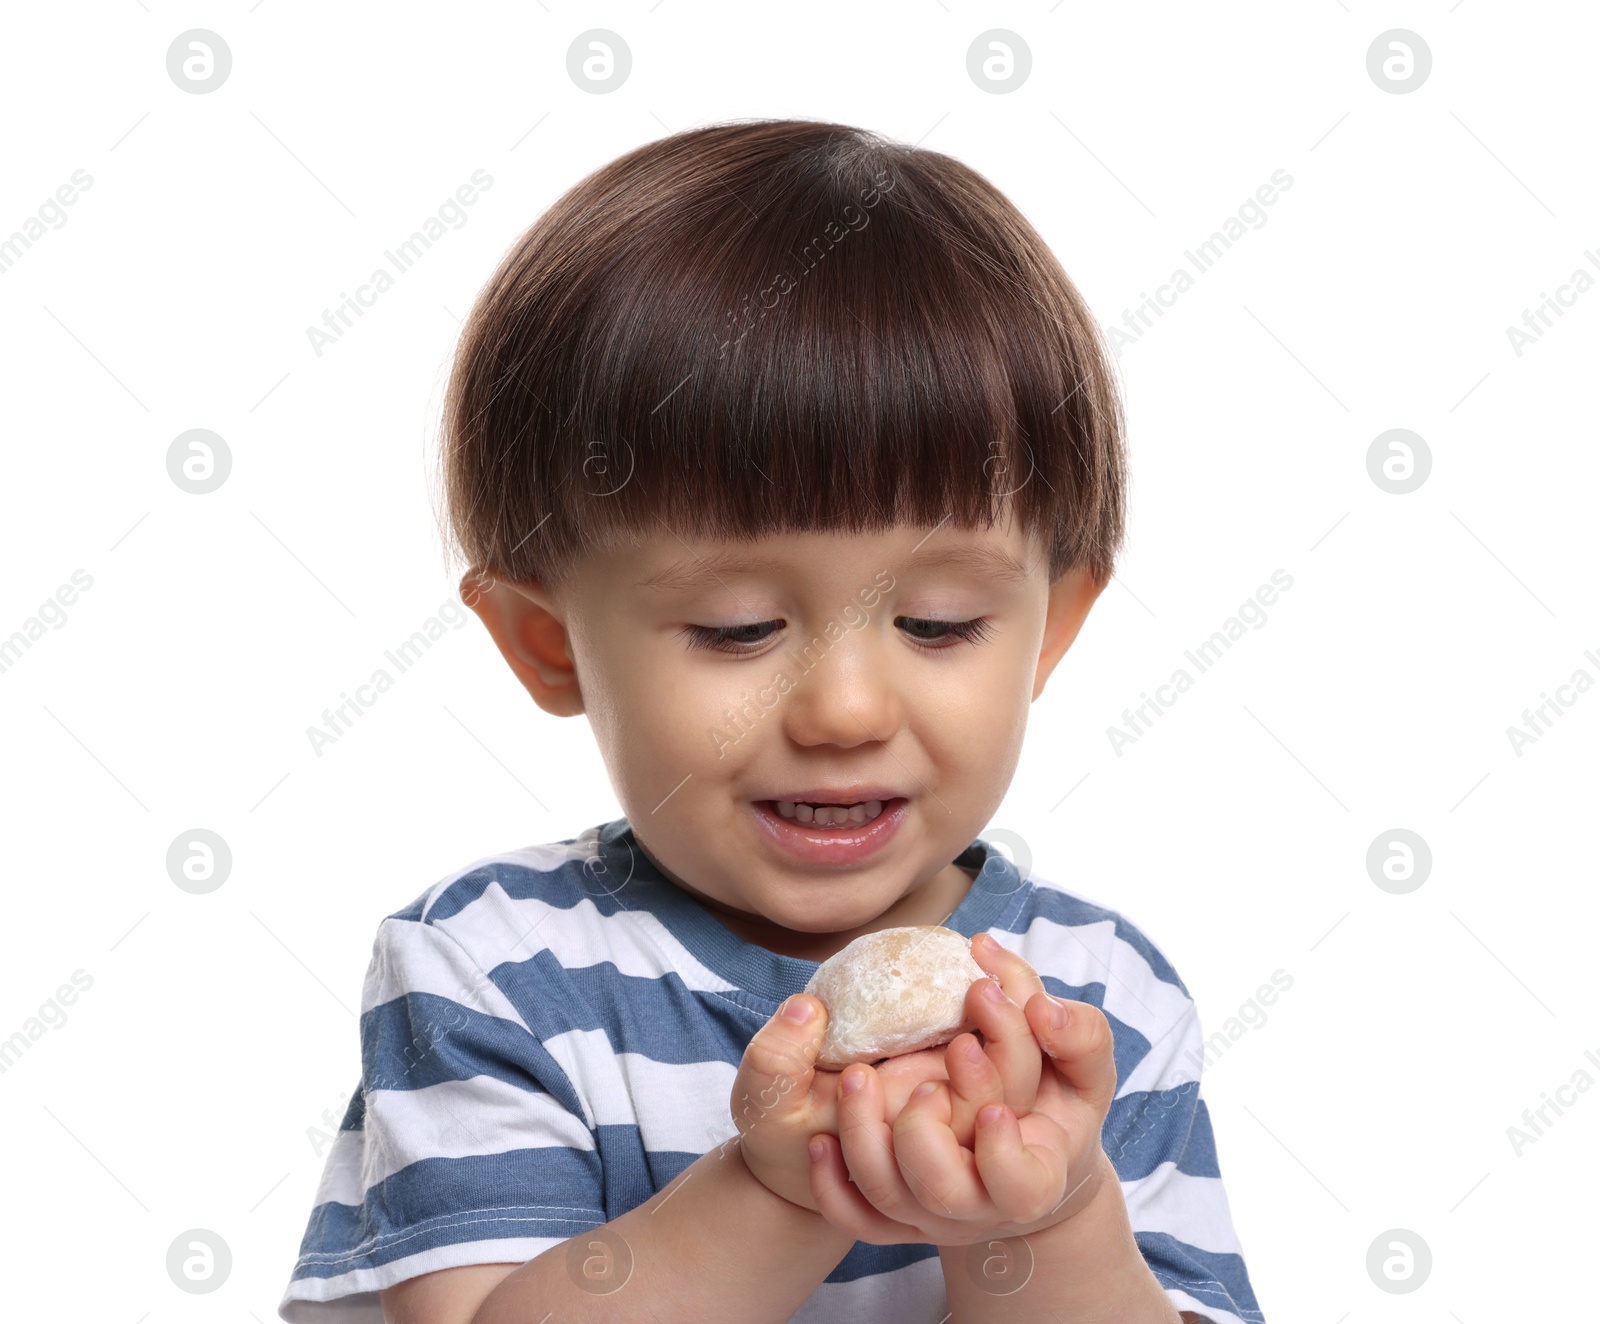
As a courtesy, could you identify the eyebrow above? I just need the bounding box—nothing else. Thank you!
[634,543,1034,593]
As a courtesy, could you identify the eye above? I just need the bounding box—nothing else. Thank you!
[678,616,995,655]
[679,620,783,654]
[895,616,995,650]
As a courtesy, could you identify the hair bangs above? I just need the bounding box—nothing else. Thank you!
[439,118,1125,592]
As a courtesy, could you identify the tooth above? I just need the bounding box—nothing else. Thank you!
[770,799,888,826]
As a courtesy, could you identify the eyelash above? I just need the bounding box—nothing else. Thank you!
[680,616,996,656]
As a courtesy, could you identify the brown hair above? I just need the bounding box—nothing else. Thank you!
[436,117,1126,594]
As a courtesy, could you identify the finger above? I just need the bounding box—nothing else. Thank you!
[836,1063,923,1222]
[972,1103,1072,1225]
[807,1133,920,1245]
[892,1080,988,1220]
[969,931,1047,1007]
[959,973,1042,1119]
[940,1031,1004,1148]
[1023,994,1118,1115]
[873,1046,951,1120]
[968,933,1047,1111]
[731,994,828,1138]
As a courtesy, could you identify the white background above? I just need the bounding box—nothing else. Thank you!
[1,2,1594,1319]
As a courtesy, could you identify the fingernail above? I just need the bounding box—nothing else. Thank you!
[974,932,996,951]
[979,1104,1005,1126]
[1045,995,1068,1030]
[912,1080,939,1099]
[981,978,1006,1003]
[808,1139,826,1162]
[842,1067,866,1094]
[962,1037,985,1064]
[781,996,813,1023]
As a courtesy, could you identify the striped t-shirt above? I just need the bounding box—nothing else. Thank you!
[278,817,1263,1323]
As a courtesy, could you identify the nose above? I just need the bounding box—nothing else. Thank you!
[778,623,903,749]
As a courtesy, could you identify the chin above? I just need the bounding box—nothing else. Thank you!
[764,897,881,938]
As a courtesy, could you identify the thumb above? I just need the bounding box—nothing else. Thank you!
[731,994,828,1133]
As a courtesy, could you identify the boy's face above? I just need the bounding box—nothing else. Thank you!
[464,514,1101,952]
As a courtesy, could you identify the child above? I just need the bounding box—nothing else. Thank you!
[278,118,1263,1324]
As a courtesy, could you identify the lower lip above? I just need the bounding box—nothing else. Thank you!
[749,798,909,867]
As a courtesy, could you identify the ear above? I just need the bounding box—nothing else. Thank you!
[459,569,585,717]
[1032,564,1105,701]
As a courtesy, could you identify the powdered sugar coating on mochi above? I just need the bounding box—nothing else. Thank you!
[803,925,988,1069]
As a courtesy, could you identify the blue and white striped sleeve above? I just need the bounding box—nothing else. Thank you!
[1097,924,1265,1324]
[278,911,603,1322]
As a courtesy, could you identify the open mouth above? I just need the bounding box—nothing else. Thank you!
[768,798,892,826]
[749,796,911,866]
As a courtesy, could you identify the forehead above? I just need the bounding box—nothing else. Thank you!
[623,522,1042,595]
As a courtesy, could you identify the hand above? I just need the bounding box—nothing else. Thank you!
[910,930,1047,1149]
[807,933,1118,1246]
[730,993,959,1211]
[828,930,1051,1151]
[820,929,1052,1148]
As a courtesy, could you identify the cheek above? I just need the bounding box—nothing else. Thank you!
[585,646,732,787]
[567,623,673,780]
[926,644,1032,730]
[942,692,1028,769]
[910,655,1033,798]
